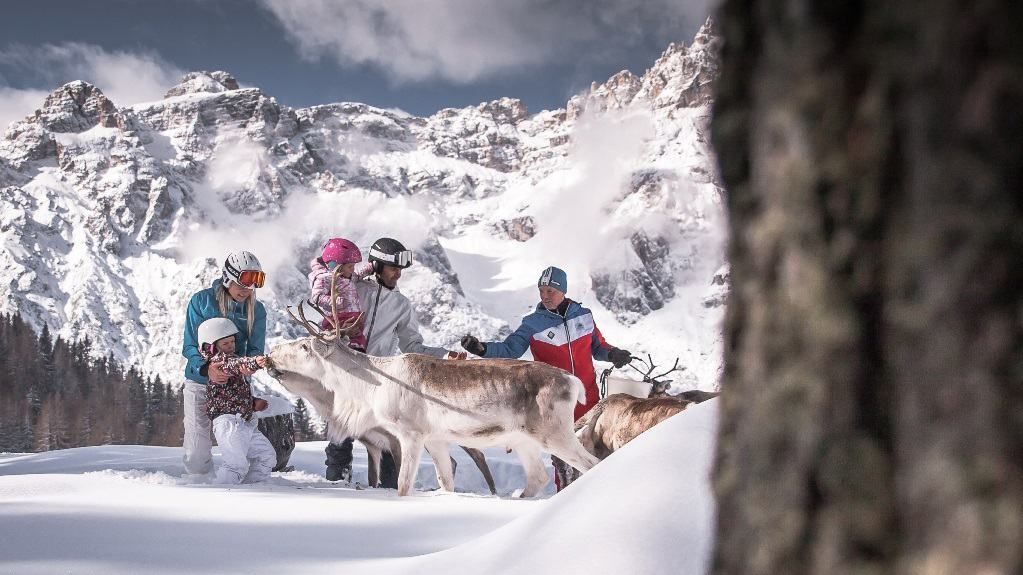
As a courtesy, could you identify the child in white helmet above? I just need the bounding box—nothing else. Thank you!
[197,317,276,485]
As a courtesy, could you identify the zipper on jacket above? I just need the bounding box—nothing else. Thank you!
[562,317,576,376]
[364,283,384,348]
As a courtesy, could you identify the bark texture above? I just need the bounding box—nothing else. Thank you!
[710,1,1023,574]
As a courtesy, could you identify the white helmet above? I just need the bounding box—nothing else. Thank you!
[222,250,264,289]
[198,317,239,349]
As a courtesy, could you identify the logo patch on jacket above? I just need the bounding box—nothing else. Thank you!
[547,330,555,339]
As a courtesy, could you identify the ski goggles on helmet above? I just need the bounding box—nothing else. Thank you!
[369,247,413,268]
[235,269,265,288]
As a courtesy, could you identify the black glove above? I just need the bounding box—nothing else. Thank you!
[608,348,632,368]
[460,335,487,357]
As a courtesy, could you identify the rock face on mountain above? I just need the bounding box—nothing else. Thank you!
[164,71,240,98]
[0,19,725,387]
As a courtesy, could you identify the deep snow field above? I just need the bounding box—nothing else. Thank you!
[0,399,717,575]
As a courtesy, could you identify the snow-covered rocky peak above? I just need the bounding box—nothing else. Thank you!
[569,17,721,120]
[0,81,126,170]
[32,81,123,133]
[418,97,532,173]
[477,97,530,125]
[567,70,643,120]
[636,18,721,110]
[164,71,241,98]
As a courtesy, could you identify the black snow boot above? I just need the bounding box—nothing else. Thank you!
[325,438,354,482]
[378,451,398,489]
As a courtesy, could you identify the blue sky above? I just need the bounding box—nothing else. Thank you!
[0,0,711,128]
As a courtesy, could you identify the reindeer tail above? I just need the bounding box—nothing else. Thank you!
[570,375,588,406]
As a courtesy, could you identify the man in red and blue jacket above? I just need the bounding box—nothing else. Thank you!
[461,266,633,421]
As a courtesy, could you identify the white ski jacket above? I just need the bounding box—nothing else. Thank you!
[354,276,448,358]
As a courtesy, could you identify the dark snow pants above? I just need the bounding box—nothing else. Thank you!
[325,439,397,488]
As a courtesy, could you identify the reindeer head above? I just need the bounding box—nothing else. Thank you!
[649,380,673,397]
[265,337,347,426]
[268,337,333,382]
[266,298,356,371]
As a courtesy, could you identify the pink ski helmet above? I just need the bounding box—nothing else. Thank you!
[321,238,362,265]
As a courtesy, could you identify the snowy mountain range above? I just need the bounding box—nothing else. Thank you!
[0,20,726,392]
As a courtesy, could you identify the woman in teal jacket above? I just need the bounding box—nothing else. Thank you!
[180,250,267,475]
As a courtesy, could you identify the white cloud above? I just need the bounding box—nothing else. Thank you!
[0,43,184,132]
[261,0,713,83]
[178,185,434,282]
[525,109,655,279]
[207,139,269,195]
[0,87,50,135]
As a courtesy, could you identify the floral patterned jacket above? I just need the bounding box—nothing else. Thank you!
[200,350,263,421]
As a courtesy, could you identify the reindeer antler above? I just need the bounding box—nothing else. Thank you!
[286,301,340,343]
[329,266,364,338]
[330,265,343,342]
[649,358,683,382]
[626,354,684,386]
[285,268,365,350]
[337,312,364,334]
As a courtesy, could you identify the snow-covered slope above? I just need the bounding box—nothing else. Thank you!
[0,398,718,575]
[0,20,726,393]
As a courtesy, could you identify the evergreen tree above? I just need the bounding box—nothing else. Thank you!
[79,404,96,447]
[293,398,313,441]
[49,394,70,450]
[137,377,155,445]
[0,309,186,451]
[34,400,52,452]
[0,314,11,394]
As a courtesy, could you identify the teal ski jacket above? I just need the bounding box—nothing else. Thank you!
[181,280,267,384]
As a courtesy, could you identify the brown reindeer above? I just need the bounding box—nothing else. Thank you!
[553,357,719,489]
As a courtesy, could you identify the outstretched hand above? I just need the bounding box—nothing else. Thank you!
[207,362,229,384]
[252,398,269,412]
[608,348,633,368]
[460,335,486,357]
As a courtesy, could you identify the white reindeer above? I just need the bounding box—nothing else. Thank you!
[267,304,600,497]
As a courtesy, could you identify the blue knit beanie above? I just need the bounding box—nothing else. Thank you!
[537,266,568,293]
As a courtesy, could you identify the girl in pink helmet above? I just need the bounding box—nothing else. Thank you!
[308,238,369,351]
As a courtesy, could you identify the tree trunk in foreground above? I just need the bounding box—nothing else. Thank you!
[710,0,1023,573]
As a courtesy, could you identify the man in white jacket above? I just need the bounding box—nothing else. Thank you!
[324,237,464,484]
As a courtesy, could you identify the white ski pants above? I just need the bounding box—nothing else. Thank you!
[213,414,276,485]
[182,381,213,475]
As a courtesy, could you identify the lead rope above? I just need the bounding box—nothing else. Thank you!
[599,367,613,399]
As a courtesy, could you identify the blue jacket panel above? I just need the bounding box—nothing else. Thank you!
[181,280,267,384]
[483,301,612,363]
[480,317,535,359]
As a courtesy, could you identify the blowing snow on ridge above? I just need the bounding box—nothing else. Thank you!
[0,20,726,392]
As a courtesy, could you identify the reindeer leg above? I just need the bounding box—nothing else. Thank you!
[396,434,424,497]
[365,442,382,487]
[544,432,601,475]
[425,441,455,492]
[510,441,548,498]
[383,433,402,489]
[460,445,497,495]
